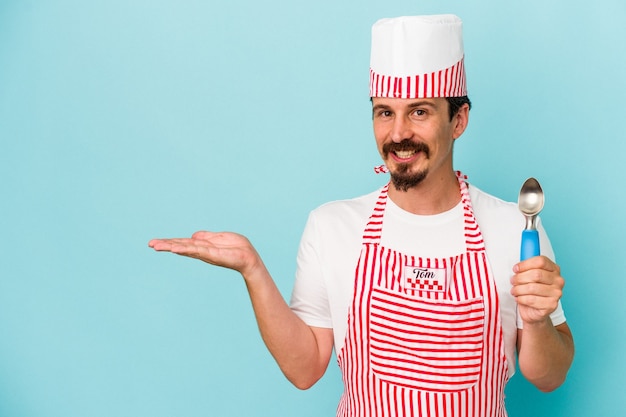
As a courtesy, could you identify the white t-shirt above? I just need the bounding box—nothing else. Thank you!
[290,183,566,377]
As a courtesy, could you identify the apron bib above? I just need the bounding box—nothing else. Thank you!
[336,172,508,417]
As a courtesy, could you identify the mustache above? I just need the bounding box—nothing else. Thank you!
[382,139,430,158]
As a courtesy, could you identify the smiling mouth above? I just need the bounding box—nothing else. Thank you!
[384,139,430,162]
[394,150,416,159]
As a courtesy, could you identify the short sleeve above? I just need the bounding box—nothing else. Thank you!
[289,211,333,328]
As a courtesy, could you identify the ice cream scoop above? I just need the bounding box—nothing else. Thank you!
[518,177,544,260]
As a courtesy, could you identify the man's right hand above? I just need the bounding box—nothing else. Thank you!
[148,231,263,278]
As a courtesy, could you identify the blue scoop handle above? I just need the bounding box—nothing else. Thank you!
[520,229,540,261]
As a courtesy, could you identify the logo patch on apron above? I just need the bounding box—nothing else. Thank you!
[404,266,447,293]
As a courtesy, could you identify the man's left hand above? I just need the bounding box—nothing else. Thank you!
[511,256,564,324]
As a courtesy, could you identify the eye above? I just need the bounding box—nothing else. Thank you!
[412,109,426,117]
[374,109,393,118]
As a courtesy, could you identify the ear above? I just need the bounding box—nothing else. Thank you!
[452,103,470,140]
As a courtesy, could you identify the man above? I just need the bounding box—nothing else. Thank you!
[149,14,574,416]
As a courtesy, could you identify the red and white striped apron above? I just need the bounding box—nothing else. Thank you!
[336,172,508,417]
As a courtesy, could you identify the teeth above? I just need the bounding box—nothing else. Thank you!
[395,150,415,159]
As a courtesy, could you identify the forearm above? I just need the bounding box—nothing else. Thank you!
[517,321,574,392]
[242,262,332,389]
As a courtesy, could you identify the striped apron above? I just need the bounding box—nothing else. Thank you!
[336,172,508,417]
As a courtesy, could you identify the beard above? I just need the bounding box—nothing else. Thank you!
[390,165,428,192]
[382,139,431,192]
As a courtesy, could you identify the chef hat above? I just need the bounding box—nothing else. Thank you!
[370,14,467,98]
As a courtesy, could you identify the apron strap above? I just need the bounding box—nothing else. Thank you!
[362,171,486,251]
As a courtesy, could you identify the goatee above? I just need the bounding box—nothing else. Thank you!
[382,139,430,192]
[390,167,428,192]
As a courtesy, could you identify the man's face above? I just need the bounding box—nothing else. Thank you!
[372,97,468,192]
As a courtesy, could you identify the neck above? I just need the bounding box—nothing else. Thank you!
[387,171,461,215]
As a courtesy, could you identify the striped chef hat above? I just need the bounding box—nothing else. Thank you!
[370,14,467,98]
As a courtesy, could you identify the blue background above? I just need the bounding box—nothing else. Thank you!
[1,0,624,416]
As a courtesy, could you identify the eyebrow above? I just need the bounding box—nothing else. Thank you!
[406,100,437,109]
[372,103,391,113]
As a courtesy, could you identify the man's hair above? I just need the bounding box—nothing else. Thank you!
[445,96,472,121]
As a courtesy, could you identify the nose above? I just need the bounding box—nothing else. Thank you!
[390,115,413,143]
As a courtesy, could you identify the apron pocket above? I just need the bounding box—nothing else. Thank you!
[369,285,485,393]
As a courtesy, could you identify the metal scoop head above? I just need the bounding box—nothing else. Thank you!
[518,177,544,230]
